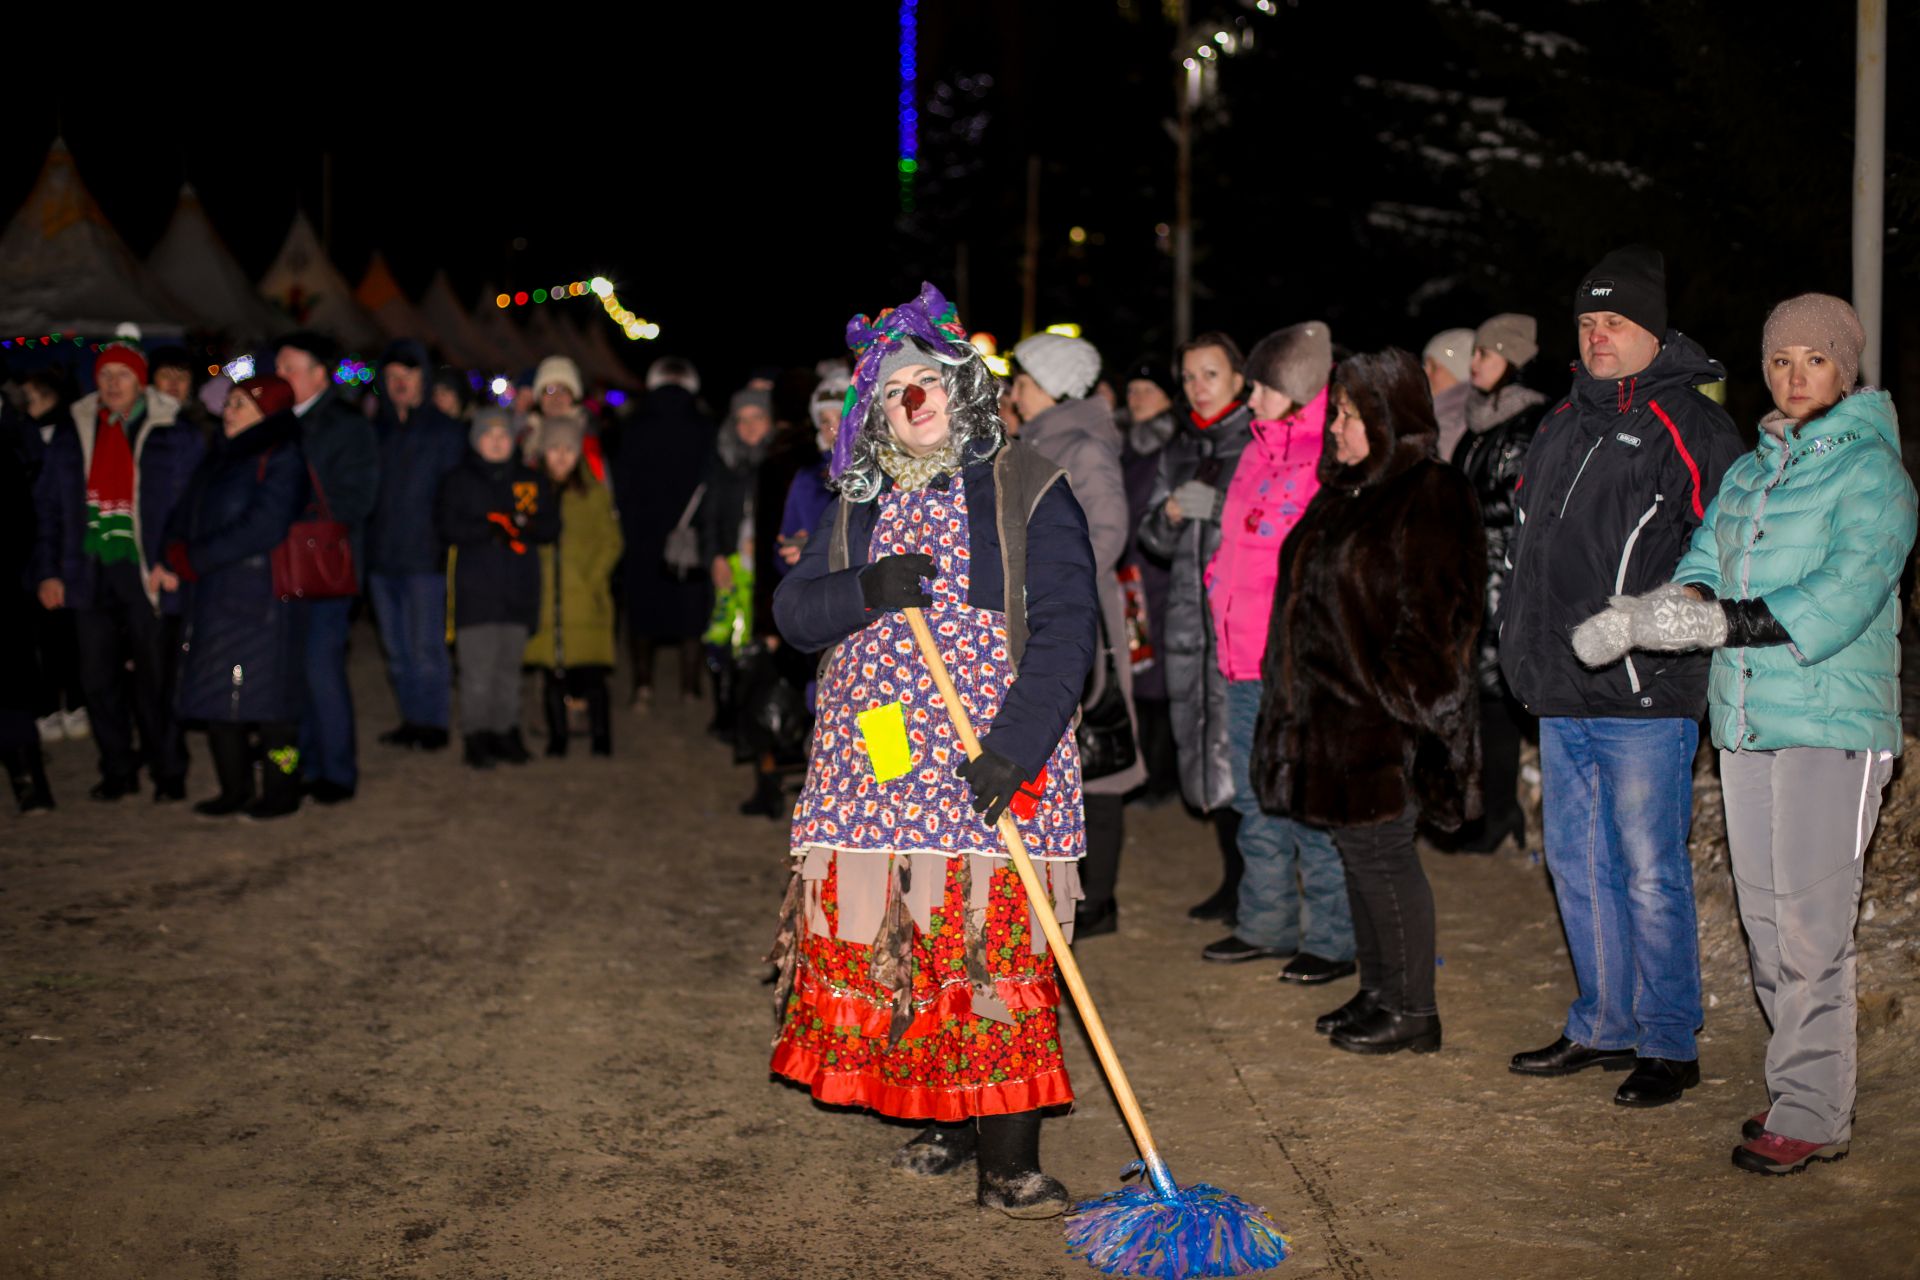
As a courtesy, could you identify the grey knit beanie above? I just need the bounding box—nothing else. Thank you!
[1762,293,1866,390]
[1243,321,1332,407]
[470,407,513,449]
[1475,313,1539,368]
[1010,332,1103,400]
[1422,328,1475,382]
[536,411,586,457]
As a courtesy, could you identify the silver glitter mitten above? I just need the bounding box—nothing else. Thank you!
[1621,583,1728,651]
[1571,606,1634,667]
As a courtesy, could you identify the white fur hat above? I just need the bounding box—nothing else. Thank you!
[1010,333,1102,401]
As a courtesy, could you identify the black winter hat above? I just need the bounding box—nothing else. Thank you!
[274,329,341,371]
[1121,355,1175,400]
[1575,245,1667,339]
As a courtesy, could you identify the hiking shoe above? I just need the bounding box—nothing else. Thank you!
[1732,1131,1849,1176]
[1202,935,1292,963]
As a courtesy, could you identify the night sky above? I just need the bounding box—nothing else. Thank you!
[3,1,1915,419]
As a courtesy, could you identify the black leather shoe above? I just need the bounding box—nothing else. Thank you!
[1186,883,1238,923]
[414,727,450,751]
[152,777,187,803]
[89,775,139,802]
[1614,1057,1700,1108]
[1330,1006,1441,1055]
[192,793,250,818]
[1278,953,1357,985]
[1508,1035,1638,1077]
[1074,900,1119,938]
[306,780,356,805]
[1202,935,1292,963]
[1315,989,1380,1036]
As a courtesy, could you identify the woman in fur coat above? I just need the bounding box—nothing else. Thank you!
[1250,348,1485,1055]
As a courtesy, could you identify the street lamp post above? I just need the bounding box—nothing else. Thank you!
[1853,0,1886,385]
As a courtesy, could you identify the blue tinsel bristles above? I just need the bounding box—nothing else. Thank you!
[1064,1181,1291,1278]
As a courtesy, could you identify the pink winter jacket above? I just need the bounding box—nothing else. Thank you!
[1203,388,1327,680]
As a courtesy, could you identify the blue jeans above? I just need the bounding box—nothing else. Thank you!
[297,598,358,787]
[1540,716,1702,1061]
[1226,680,1354,958]
[369,572,452,729]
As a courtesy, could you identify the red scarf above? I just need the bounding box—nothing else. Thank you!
[1188,399,1244,431]
[83,406,139,565]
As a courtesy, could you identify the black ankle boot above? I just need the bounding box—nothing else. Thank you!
[1329,1006,1441,1055]
[3,746,54,815]
[493,729,531,765]
[586,682,612,756]
[891,1121,977,1177]
[976,1112,1068,1218]
[1314,988,1381,1036]
[542,676,569,758]
[463,733,496,770]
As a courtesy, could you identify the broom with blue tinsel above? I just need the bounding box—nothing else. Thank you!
[905,608,1291,1279]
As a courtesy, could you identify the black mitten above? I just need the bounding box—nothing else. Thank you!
[860,553,936,612]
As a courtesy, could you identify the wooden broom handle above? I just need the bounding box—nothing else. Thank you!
[903,607,1168,1184]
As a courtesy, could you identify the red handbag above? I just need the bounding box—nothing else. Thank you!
[272,463,356,601]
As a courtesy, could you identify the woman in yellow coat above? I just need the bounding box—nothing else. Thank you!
[524,414,624,755]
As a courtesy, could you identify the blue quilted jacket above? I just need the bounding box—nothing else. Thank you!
[1671,389,1916,753]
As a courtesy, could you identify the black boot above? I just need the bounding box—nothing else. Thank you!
[891,1120,977,1177]
[586,681,612,757]
[494,728,532,765]
[738,763,784,819]
[243,729,302,821]
[3,746,54,815]
[463,733,496,770]
[543,674,569,758]
[194,725,255,818]
[1188,812,1244,922]
[976,1111,1068,1219]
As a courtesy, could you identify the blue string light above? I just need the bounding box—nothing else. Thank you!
[898,0,918,212]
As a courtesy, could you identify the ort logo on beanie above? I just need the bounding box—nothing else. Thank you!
[1576,245,1667,339]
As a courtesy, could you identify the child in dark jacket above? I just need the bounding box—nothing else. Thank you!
[436,409,558,768]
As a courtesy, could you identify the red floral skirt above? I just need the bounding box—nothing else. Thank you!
[770,851,1073,1120]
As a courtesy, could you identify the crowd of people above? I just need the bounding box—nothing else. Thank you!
[3,243,1909,1214]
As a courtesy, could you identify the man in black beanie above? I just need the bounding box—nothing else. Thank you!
[1498,245,1743,1109]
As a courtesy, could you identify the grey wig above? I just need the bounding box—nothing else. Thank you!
[833,338,1006,504]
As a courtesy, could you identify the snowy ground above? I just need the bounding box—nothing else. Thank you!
[4,623,1917,1279]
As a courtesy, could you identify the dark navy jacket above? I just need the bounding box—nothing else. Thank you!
[367,400,468,575]
[168,412,307,723]
[772,451,1097,777]
[437,452,559,629]
[31,391,204,615]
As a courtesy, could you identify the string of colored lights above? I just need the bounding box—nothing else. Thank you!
[493,276,659,341]
[898,0,918,213]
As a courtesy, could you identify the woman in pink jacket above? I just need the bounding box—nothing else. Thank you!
[1197,323,1356,983]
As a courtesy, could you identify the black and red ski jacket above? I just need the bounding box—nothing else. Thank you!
[1497,331,1745,719]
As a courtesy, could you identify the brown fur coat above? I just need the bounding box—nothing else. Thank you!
[1250,350,1486,830]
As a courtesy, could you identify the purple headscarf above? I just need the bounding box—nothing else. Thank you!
[833,281,972,477]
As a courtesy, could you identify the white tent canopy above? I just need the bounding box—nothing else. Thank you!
[418,271,509,372]
[148,184,289,343]
[354,252,440,352]
[0,138,193,337]
[258,211,381,352]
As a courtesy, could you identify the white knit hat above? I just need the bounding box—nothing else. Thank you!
[534,355,583,399]
[1010,332,1102,401]
[1422,328,1475,382]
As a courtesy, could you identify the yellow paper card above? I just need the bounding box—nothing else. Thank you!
[857,701,914,782]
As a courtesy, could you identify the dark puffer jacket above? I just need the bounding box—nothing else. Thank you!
[1453,383,1545,693]
[1498,332,1743,719]
[32,390,203,615]
[1251,351,1485,831]
[168,412,308,723]
[367,348,468,576]
[1133,402,1254,811]
[438,451,559,629]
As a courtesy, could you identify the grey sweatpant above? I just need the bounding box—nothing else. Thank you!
[457,624,529,735]
[1720,746,1893,1145]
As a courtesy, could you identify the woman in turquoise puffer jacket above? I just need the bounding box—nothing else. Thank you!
[1572,293,1916,1178]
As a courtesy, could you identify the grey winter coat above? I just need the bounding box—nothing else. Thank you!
[1019,396,1147,796]
[1135,402,1255,810]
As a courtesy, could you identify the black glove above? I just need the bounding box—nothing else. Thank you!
[1722,597,1793,648]
[954,749,1025,825]
[860,553,936,612]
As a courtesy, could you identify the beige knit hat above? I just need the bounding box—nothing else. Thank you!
[534,355,584,399]
[1475,313,1538,368]
[1762,293,1866,390]
[1422,328,1475,382]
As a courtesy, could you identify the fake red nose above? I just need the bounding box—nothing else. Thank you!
[902,384,928,414]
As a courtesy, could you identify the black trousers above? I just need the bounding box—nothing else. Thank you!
[1480,692,1526,828]
[629,633,702,697]
[1080,794,1126,913]
[1333,810,1436,1016]
[205,720,297,802]
[1132,695,1180,800]
[73,561,186,784]
[32,601,85,714]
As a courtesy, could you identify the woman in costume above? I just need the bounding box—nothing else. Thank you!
[768,283,1098,1218]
